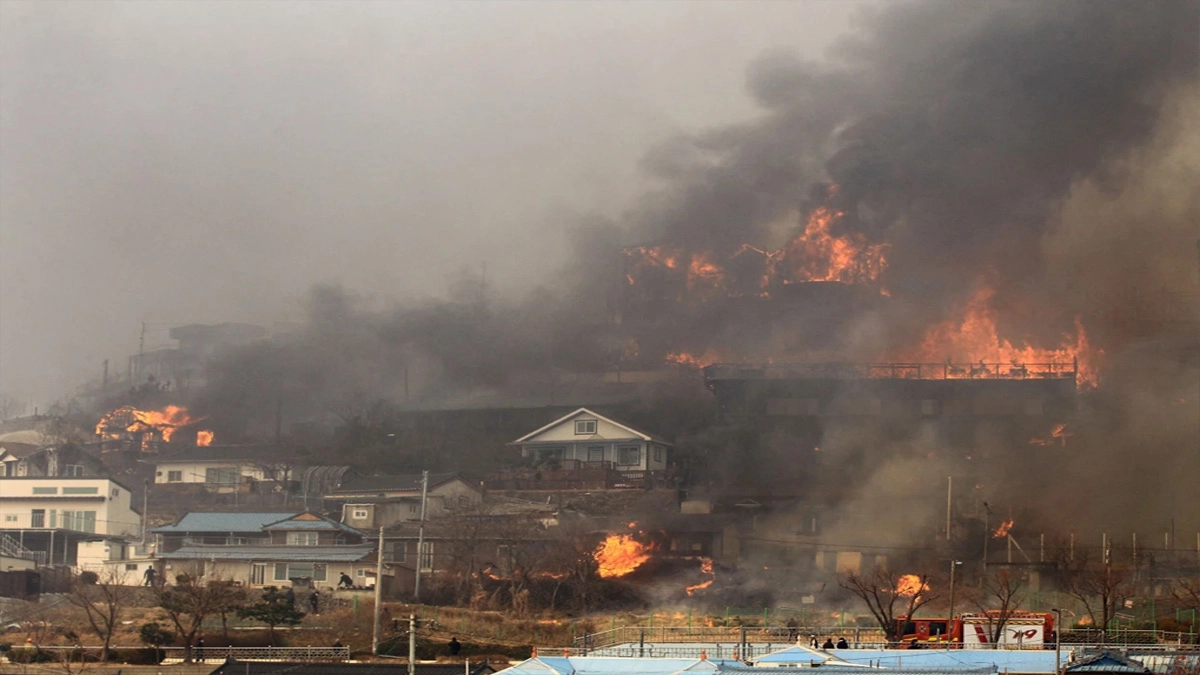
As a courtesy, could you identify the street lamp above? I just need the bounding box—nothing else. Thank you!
[948,560,963,644]
[982,502,992,576]
[1051,608,1063,675]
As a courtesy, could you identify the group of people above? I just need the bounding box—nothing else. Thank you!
[809,635,850,650]
[282,585,322,614]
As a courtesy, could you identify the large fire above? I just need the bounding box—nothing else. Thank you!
[95,405,214,448]
[894,284,1099,387]
[594,533,652,579]
[895,574,928,597]
[685,558,715,595]
[623,186,886,301]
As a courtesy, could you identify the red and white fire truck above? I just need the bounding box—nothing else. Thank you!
[897,611,1057,648]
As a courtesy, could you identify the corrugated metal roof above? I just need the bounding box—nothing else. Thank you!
[503,657,1020,675]
[159,544,374,562]
[152,512,301,533]
[827,649,1065,674]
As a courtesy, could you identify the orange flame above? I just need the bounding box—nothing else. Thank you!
[594,534,652,578]
[623,184,887,302]
[897,285,1100,388]
[196,430,214,446]
[664,349,725,368]
[1029,423,1070,447]
[895,574,928,597]
[993,518,1014,538]
[95,405,207,444]
[686,557,715,595]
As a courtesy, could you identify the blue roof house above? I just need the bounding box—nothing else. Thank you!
[151,511,380,590]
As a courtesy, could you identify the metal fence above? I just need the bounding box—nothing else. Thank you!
[571,626,1199,652]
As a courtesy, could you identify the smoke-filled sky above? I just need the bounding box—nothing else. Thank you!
[0,0,862,406]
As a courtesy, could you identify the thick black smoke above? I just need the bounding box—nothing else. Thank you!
[191,1,1197,535]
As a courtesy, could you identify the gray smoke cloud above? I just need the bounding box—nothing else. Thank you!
[4,1,1197,538]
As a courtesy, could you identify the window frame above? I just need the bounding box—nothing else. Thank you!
[574,419,597,435]
[167,471,182,482]
[617,445,641,466]
[287,531,320,546]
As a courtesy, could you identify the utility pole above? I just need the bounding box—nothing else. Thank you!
[141,479,150,546]
[414,470,429,600]
[945,476,952,541]
[408,614,417,675]
[947,560,962,636]
[982,502,991,577]
[373,526,385,655]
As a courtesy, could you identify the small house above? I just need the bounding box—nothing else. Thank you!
[509,408,671,472]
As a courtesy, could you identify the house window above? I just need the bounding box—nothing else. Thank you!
[167,471,182,482]
[63,464,85,477]
[418,542,433,572]
[287,532,320,546]
[63,487,99,495]
[408,504,419,515]
[111,488,120,497]
[274,562,327,581]
[653,447,664,463]
[62,511,97,533]
[126,563,139,571]
[32,487,57,495]
[30,509,45,528]
[356,568,366,577]
[251,564,266,585]
[205,467,240,485]
[536,447,565,463]
[351,508,370,520]
[4,514,17,523]
[574,420,597,435]
[617,446,640,466]
[587,446,605,463]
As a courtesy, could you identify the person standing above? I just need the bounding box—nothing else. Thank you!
[309,590,320,615]
[449,637,461,656]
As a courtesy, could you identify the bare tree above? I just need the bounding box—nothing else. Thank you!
[966,568,1027,644]
[1059,550,1132,634]
[64,568,132,661]
[839,565,941,642]
[154,574,244,662]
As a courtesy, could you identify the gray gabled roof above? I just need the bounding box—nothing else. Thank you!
[151,511,301,534]
[509,408,673,446]
[1066,652,1152,674]
[329,472,476,495]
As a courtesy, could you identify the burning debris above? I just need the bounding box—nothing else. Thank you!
[623,186,886,303]
[95,405,214,450]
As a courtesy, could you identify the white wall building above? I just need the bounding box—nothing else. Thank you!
[0,477,142,566]
[509,407,671,472]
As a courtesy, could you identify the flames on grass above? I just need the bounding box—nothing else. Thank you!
[594,528,653,579]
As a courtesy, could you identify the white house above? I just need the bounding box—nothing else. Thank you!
[0,477,142,566]
[151,446,293,492]
[508,408,671,472]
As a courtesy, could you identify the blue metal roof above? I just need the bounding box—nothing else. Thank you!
[152,512,302,534]
[159,545,375,562]
[826,649,1066,674]
[500,658,1005,675]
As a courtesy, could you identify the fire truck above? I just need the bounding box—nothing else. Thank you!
[897,611,1057,648]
